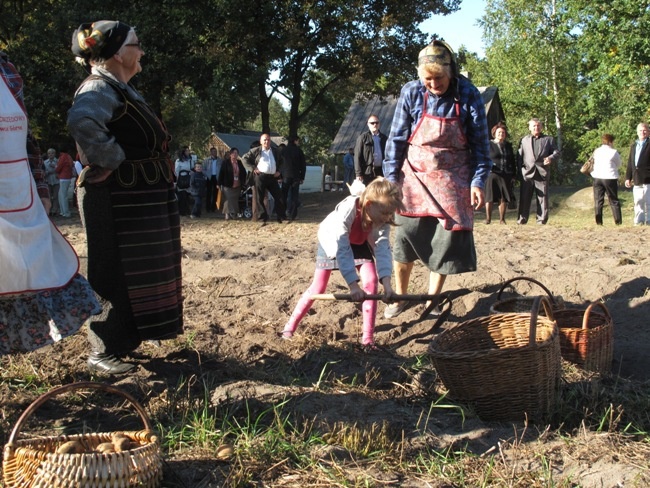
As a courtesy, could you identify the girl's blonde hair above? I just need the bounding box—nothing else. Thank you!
[359,177,405,225]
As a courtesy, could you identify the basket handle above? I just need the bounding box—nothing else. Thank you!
[582,301,612,330]
[529,296,555,346]
[496,276,556,305]
[6,381,154,447]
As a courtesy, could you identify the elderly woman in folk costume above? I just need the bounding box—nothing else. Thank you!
[68,21,183,374]
[0,51,100,355]
[382,40,492,319]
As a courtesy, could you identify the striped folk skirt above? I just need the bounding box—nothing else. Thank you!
[78,172,183,354]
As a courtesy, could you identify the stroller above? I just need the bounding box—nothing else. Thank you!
[238,184,253,219]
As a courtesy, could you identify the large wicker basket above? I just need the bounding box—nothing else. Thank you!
[555,301,614,373]
[2,381,162,488]
[428,296,561,422]
[490,276,565,314]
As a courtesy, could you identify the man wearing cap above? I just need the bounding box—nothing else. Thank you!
[355,114,388,185]
[382,40,491,318]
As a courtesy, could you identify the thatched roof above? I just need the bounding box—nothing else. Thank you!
[328,95,398,156]
[328,87,505,155]
[206,131,285,158]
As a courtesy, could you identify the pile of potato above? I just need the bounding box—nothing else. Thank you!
[56,433,138,454]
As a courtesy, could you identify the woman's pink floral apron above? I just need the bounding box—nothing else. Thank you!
[399,92,473,231]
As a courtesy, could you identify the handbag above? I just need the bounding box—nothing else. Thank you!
[216,187,223,210]
[580,154,595,174]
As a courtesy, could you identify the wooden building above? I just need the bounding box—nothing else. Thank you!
[329,87,505,155]
[205,130,285,158]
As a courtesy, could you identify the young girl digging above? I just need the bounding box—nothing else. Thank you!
[280,178,404,349]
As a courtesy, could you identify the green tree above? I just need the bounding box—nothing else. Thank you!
[457,48,491,87]
[2,0,461,158]
[298,70,358,161]
[1,0,86,147]
[209,0,459,139]
[480,0,583,181]
[572,0,650,158]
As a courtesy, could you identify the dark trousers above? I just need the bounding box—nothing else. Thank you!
[176,190,191,216]
[254,173,286,222]
[282,177,300,220]
[205,176,219,212]
[362,165,383,186]
[593,178,622,225]
[518,177,549,224]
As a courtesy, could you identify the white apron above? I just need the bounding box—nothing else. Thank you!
[0,75,79,295]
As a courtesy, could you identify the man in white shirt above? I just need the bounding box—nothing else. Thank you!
[242,134,286,225]
[203,147,222,213]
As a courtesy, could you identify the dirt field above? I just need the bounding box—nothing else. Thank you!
[1,188,649,487]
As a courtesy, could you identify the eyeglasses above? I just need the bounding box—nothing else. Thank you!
[124,41,143,49]
[368,121,379,125]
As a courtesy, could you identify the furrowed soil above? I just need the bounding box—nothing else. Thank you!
[1,188,649,487]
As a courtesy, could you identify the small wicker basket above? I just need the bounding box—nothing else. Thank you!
[554,301,614,373]
[489,276,565,315]
[2,381,162,488]
[428,296,561,422]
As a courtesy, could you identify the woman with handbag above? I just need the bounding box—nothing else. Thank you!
[486,122,517,224]
[219,148,247,220]
[591,133,622,225]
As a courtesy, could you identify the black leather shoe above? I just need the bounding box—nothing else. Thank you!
[87,353,136,374]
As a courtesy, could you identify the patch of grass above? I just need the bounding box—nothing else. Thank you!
[323,421,397,457]
[553,363,650,435]
[549,185,634,229]
[145,354,650,487]
[0,355,54,395]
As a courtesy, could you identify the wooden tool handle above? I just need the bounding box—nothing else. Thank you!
[310,293,442,301]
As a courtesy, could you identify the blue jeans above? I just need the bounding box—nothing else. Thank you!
[344,165,355,186]
[58,179,72,216]
[191,194,203,217]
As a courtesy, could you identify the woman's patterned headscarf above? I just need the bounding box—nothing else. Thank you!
[417,40,459,77]
[71,20,131,64]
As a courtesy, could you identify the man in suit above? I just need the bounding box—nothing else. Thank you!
[354,114,388,185]
[242,133,286,225]
[516,118,560,225]
[625,122,650,225]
